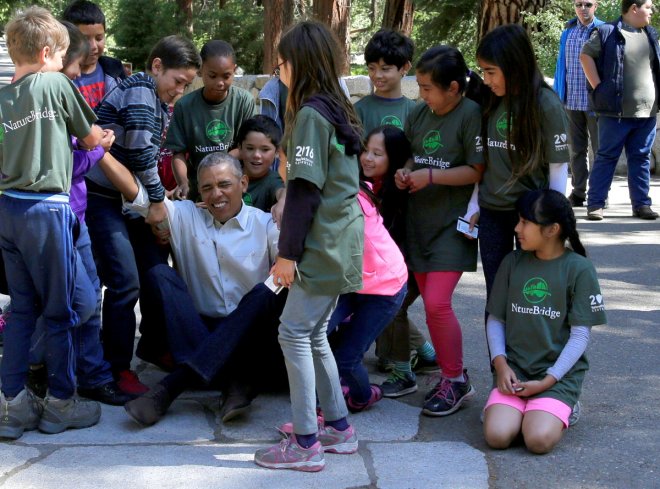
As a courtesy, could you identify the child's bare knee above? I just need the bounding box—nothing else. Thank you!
[484,425,516,449]
[523,433,558,454]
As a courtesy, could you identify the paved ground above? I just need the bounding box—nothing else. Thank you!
[0,37,659,489]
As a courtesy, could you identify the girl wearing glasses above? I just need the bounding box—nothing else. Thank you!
[475,24,570,313]
[254,21,364,472]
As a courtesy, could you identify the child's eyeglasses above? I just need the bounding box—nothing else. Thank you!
[272,61,285,77]
[575,2,594,8]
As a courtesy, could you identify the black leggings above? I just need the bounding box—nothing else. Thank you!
[478,207,520,312]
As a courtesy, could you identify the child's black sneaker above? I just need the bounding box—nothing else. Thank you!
[422,370,475,417]
[381,371,417,398]
[411,353,440,374]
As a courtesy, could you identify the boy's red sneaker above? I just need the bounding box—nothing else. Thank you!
[116,370,149,396]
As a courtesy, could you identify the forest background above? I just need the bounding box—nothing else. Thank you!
[0,0,658,80]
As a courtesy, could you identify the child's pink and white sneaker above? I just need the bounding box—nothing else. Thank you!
[254,435,325,472]
[318,424,358,454]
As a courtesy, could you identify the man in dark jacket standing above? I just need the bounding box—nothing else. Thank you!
[554,1,604,207]
[580,0,659,220]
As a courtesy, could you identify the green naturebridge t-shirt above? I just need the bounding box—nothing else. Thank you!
[479,87,569,211]
[487,250,607,406]
[165,86,256,199]
[0,72,96,193]
[404,97,483,272]
[354,94,417,136]
[286,106,364,295]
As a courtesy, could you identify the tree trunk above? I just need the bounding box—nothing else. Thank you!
[381,0,414,36]
[263,0,286,74]
[313,0,352,74]
[478,0,547,41]
[177,0,194,35]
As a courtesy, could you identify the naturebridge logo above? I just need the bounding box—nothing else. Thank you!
[496,112,510,139]
[381,115,403,129]
[422,130,443,155]
[523,277,551,304]
[206,120,229,144]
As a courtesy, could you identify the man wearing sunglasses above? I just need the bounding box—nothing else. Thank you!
[554,1,604,208]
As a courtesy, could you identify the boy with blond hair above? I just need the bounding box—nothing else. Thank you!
[0,6,104,440]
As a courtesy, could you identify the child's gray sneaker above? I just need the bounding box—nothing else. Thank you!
[38,395,101,434]
[0,388,43,439]
[568,401,582,427]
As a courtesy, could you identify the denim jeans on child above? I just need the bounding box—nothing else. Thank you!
[29,221,113,389]
[327,284,407,403]
[0,192,78,399]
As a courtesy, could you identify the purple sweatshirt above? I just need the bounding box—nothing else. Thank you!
[71,138,104,222]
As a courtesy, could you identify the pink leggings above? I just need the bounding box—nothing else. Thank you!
[414,271,463,378]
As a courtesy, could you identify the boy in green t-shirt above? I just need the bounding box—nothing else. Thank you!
[233,115,285,213]
[0,6,105,440]
[354,29,416,135]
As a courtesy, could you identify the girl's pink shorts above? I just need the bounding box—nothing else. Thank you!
[484,388,572,428]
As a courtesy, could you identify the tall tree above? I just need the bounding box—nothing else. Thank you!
[177,0,193,35]
[478,0,547,41]
[263,0,286,74]
[381,0,414,36]
[313,0,351,74]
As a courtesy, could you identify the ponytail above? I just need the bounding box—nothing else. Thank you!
[516,189,587,257]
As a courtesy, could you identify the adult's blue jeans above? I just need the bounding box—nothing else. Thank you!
[0,193,77,399]
[587,116,655,210]
[327,284,407,404]
[143,264,286,386]
[30,222,113,389]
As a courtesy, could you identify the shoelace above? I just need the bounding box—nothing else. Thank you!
[429,378,453,401]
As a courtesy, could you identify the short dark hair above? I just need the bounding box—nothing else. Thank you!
[62,0,105,28]
[146,35,201,72]
[364,29,414,68]
[235,115,282,148]
[200,40,236,64]
[61,20,90,70]
[622,0,646,13]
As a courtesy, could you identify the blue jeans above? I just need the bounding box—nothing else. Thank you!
[143,264,286,385]
[328,284,407,403]
[587,116,655,209]
[0,193,77,399]
[29,222,113,389]
[85,192,139,373]
[86,191,168,373]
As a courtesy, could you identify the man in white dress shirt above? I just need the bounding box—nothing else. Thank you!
[101,152,288,426]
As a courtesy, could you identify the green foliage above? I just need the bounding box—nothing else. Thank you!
[193,0,264,74]
[112,0,183,71]
[522,3,572,77]
[410,0,480,71]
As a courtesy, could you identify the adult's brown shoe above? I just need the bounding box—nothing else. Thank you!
[124,384,172,427]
